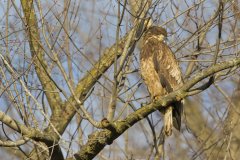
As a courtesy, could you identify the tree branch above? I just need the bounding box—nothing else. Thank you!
[72,57,240,160]
[48,20,147,134]
[20,0,62,115]
[0,138,28,147]
[0,111,31,136]
[0,111,55,143]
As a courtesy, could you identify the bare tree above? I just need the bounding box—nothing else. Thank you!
[0,0,240,159]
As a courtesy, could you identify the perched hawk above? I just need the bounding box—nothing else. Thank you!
[140,26,183,136]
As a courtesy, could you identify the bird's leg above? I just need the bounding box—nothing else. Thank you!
[164,106,173,136]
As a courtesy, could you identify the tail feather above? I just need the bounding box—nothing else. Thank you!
[172,101,183,131]
[164,106,173,136]
[164,101,183,136]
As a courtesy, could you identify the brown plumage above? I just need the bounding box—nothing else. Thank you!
[140,26,183,136]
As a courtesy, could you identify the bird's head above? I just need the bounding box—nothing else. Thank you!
[144,26,167,42]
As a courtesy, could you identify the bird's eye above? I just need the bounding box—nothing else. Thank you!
[163,37,168,43]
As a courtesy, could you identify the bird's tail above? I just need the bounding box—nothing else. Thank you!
[173,101,183,131]
[164,106,173,136]
[164,101,183,136]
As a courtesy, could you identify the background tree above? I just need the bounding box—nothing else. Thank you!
[0,0,240,159]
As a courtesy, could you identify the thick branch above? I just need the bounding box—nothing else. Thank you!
[20,1,64,158]
[73,57,240,160]
[0,111,55,143]
[0,111,31,135]
[48,25,143,134]
[21,0,62,114]
[0,138,28,147]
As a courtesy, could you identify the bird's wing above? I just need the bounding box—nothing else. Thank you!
[152,42,184,131]
[153,42,183,92]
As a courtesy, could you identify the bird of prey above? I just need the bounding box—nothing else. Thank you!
[140,26,183,136]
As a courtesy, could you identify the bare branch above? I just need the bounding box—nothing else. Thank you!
[73,57,240,160]
[0,138,29,147]
[0,111,31,136]
[20,0,62,115]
